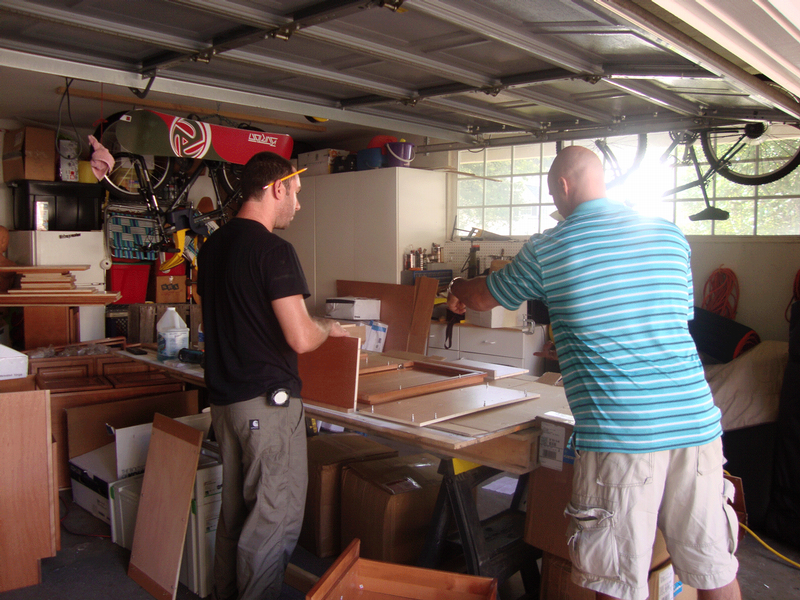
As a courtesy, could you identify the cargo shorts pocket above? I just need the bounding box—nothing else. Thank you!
[722,478,740,554]
[565,503,619,579]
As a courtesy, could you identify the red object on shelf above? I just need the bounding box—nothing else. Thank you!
[109,263,151,304]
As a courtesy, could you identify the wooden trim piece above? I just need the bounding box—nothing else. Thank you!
[307,539,362,600]
[128,414,203,600]
[357,362,486,405]
[407,276,438,354]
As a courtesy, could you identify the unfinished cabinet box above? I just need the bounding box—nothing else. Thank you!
[340,453,442,565]
[307,538,498,600]
[300,433,398,558]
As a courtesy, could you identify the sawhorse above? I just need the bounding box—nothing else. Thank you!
[418,458,541,599]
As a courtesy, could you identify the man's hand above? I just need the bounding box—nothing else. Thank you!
[446,276,501,314]
[534,340,558,361]
[328,321,351,337]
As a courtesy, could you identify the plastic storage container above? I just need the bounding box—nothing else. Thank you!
[11,180,104,231]
[156,307,190,361]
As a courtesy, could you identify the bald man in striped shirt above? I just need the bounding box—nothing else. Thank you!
[447,146,741,600]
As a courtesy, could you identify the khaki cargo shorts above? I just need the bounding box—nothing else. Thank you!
[565,438,739,600]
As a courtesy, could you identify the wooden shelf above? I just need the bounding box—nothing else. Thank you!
[0,291,121,306]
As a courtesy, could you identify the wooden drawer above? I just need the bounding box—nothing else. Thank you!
[459,325,526,359]
[427,321,458,350]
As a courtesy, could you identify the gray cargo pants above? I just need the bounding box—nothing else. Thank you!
[210,395,308,600]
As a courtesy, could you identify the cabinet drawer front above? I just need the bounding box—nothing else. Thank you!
[459,326,525,358]
[459,351,524,369]
[428,322,458,350]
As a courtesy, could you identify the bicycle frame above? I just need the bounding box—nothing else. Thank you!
[127,154,240,252]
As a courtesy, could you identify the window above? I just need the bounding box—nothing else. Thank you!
[456,131,800,236]
[456,144,559,238]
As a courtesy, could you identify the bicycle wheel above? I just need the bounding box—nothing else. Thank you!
[700,122,800,186]
[556,133,647,188]
[93,111,175,200]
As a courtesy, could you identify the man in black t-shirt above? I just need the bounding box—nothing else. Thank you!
[197,152,348,600]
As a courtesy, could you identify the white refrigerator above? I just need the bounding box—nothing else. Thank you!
[8,230,108,342]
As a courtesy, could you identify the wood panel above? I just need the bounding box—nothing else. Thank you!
[35,375,113,393]
[50,382,186,488]
[0,374,36,392]
[298,336,360,412]
[407,276,439,354]
[23,306,78,349]
[361,385,531,427]
[336,277,436,354]
[357,362,486,405]
[0,390,56,592]
[105,371,179,388]
[65,390,200,459]
[128,414,203,600]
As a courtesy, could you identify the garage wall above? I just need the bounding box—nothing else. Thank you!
[689,237,800,342]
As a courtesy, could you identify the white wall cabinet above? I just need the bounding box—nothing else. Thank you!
[427,321,548,376]
[277,167,446,315]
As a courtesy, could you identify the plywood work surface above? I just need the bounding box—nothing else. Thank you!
[357,362,486,405]
[430,382,570,438]
[360,384,531,427]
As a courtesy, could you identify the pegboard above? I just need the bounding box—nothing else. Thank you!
[439,240,527,277]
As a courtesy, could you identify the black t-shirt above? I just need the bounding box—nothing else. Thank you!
[197,218,310,405]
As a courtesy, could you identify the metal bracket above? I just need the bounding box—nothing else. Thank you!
[129,73,156,99]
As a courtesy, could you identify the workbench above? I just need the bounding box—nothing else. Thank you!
[119,346,572,597]
[116,347,571,474]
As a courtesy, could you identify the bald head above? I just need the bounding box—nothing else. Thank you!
[548,145,607,218]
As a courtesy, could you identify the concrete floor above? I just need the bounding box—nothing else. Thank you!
[0,481,797,600]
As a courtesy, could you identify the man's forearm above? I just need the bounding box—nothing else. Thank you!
[447,276,501,313]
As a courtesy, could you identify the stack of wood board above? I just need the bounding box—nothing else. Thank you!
[12,270,77,292]
[0,266,121,305]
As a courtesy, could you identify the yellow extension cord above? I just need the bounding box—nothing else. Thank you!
[724,470,800,569]
[739,522,800,569]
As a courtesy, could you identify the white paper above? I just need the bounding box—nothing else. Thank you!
[539,421,566,471]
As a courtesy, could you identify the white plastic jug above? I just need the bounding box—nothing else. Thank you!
[157,306,190,362]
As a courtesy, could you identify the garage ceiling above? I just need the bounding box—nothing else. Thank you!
[0,0,799,151]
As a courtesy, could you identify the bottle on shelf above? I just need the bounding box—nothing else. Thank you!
[156,306,190,362]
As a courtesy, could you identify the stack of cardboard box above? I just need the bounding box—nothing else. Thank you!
[301,433,398,558]
[525,415,697,599]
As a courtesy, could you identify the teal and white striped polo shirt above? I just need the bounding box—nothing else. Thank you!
[487,198,721,453]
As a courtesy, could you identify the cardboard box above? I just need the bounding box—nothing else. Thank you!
[3,126,56,182]
[325,297,381,321]
[300,433,398,558]
[297,148,350,176]
[340,453,442,564]
[155,274,186,303]
[466,305,526,328]
[0,344,29,380]
[525,416,669,569]
[69,413,212,524]
[363,320,388,352]
[540,553,697,600]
